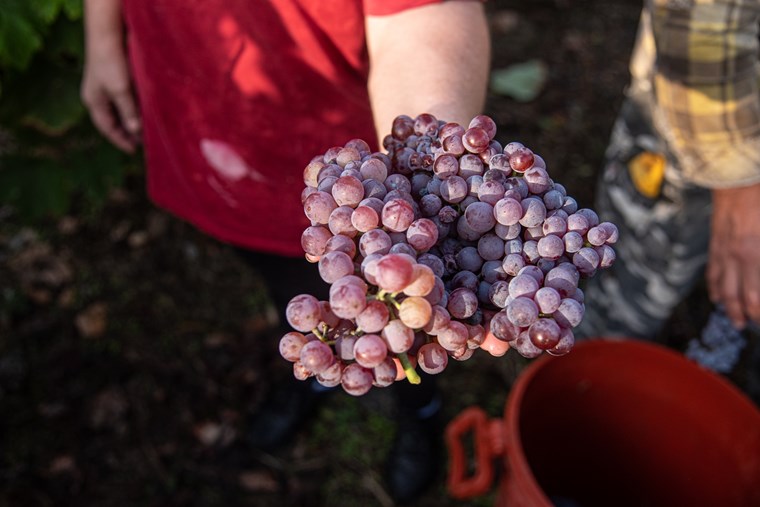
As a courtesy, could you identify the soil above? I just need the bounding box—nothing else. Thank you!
[1,1,757,506]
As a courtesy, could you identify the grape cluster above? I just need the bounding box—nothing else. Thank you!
[279,114,617,396]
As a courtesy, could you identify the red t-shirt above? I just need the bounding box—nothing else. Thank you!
[122,0,445,256]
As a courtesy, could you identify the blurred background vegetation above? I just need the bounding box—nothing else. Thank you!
[0,0,130,221]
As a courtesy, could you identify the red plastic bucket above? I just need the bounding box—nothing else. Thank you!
[446,339,760,507]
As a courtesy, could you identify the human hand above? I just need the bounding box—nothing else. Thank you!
[707,183,760,329]
[80,34,141,152]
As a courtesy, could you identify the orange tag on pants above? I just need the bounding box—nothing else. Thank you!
[628,151,665,198]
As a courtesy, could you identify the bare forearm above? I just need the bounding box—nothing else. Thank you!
[84,0,125,54]
[366,1,490,143]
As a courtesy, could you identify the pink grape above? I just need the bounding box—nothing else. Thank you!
[423,305,451,335]
[536,234,565,261]
[509,146,535,172]
[553,298,584,329]
[447,287,479,319]
[399,296,433,329]
[299,340,335,374]
[547,327,575,356]
[315,360,343,388]
[417,342,449,374]
[506,296,539,327]
[406,218,439,252]
[318,250,355,284]
[464,201,496,233]
[468,114,497,139]
[303,191,338,224]
[359,229,392,257]
[528,318,561,350]
[403,264,436,297]
[353,334,388,368]
[329,282,367,319]
[375,254,415,292]
[332,175,364,207]
[301,225,333,256]
[351,205,380,232]
[534,286,562,314]
[373,357,397,387]
[324,234,357,258]
[360,157,388,182]
[328,205,358,238]
[286,294,321,332]
[436,320,469,351]
[381,319,415,353]
[355,300,390,333]
[462,127,490,153]
[341,363,374,396]
[440,175,469,204]
[381,198,415,232]
[279,331,309,362]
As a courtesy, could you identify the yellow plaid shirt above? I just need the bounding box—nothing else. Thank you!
[632,0,760,188]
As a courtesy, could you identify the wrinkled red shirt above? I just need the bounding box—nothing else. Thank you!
[123,0,444,256]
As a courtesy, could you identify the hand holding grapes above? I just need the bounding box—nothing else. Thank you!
[707,183,760,329]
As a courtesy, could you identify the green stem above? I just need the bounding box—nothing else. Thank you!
[398,352,421,385]
[312,326,327,342]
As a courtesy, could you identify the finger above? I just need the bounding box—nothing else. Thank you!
[706,237,723,304]
[720,260,746,330]
[112,90,142,137]
[741,268,760,325]
[88,95,136,153]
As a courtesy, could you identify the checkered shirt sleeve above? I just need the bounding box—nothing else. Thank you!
[650,0,760,188]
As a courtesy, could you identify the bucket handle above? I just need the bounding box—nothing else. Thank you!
[445,406,505,499]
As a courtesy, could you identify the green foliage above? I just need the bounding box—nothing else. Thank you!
[0,0,131,221]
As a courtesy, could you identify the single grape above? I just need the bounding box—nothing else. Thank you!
[279,331,309,362]
[355,300,390,333]
[399,296,433,329]
[316,360,343,388]
[506,296,539,327]
[353,334,388,368]
[375,253,415,292]
[553,298,585,329]
[417,342,449,374]
[286,294,321,332]
[324,234,357,258]
[303,191,338,224]
[436,321,469,351]
[381,198,415,232]
[351,205,380,232]
[407,218,439,252]
[341,363,374,396]
[382,319,415,353]
[332,175,364,207]
[373,357,397,387]
[534,286,562,314]
[318,250,355,284]
[301,225,333,256]
[528,318,562,350]
[447,287,479,319]
[329,282,367,319]
[299,340,335,374]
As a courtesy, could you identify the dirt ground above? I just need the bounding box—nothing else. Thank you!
[1,1,757,506]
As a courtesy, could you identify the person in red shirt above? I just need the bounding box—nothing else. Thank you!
[81,0,490,502]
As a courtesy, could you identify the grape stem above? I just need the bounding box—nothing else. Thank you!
[312,325,328,342]
[398,352,421,384]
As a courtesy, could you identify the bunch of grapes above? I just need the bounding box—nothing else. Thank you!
[279,113,617,396]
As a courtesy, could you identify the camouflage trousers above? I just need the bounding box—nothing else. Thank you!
[576,93,713,340]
